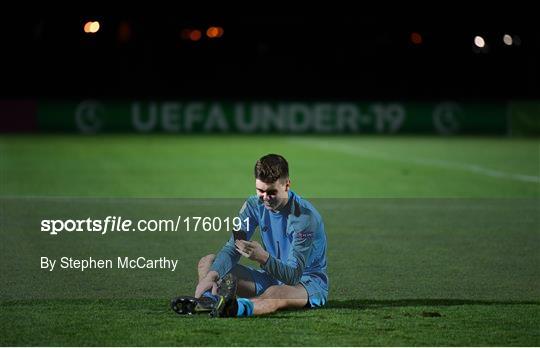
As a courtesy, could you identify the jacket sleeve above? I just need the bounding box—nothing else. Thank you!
[209,198,259,278]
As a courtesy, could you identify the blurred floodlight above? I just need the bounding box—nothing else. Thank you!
[189,29,202,41]
[83,21,92,33]
[206,26,224,38]
[84,21,100,34]
[503,34,513,46]
[90,22,100,33]
[474,35,485,48]
[181,29,204,41]
[410,32,423,45]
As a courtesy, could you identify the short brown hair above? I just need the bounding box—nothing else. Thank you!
[254,154,289,183]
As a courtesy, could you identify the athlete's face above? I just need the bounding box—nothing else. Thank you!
[256,178,290,212]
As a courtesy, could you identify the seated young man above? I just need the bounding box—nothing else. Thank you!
[171,154,328,317]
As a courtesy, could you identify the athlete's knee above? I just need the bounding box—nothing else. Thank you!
[259,285,283,300]
[258,284,308,309]
[197,254,215,270]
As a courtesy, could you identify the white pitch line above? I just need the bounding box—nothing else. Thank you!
[290,139,540,184]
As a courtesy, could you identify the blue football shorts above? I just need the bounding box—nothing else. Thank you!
[231,264,327,308]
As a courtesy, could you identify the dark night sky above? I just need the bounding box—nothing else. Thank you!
[1,6,538,100]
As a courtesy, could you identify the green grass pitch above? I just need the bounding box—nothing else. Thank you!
[0,135,539,346]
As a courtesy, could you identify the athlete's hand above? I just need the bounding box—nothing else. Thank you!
[235,240,269,265]
[194,271,219,298]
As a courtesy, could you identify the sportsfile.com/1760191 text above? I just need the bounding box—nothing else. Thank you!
[40,216,250,236]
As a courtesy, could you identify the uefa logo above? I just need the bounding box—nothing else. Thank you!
[75,100,104,134]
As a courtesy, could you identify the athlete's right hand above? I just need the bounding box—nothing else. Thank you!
[195,272,219,298]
